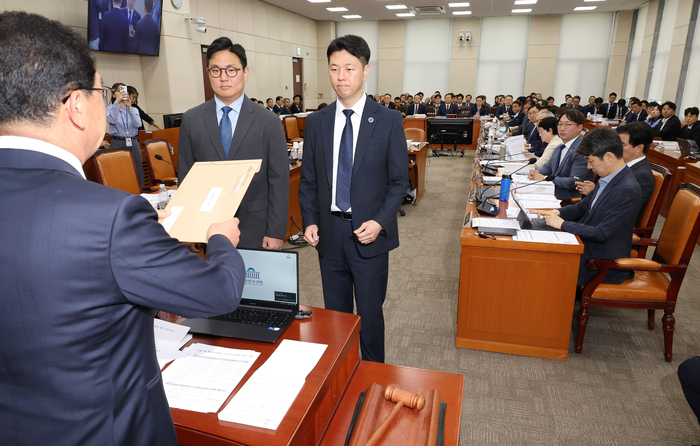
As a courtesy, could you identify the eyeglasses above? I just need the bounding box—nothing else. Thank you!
[61,87,113,107]
[557,121,578,128]
[208,65,242,78]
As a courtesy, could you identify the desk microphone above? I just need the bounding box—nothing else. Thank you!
[480,151,522,176]
[154,154,177,169]
[476,159,537,202]
[491,175,556,199]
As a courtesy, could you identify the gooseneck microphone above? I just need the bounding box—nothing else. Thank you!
[154,154,177,169]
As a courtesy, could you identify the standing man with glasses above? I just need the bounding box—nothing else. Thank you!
[178,37,289,250]
[299,35,409,363]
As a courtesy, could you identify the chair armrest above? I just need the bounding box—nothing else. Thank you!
[632,234,641,244]
[632,238,658,247]
[162,177,177,183]
[613,258,661,270]
[586,258,685,274]
[634,226,654,236]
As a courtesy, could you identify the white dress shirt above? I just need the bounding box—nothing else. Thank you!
[0,135,86,179]
[331,93,367,212]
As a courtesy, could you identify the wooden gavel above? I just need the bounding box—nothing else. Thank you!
[364,386,426,446]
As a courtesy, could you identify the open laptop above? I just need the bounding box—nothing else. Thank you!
[513,194,558,231]
[178,248,300,343]
[677,138,700,158]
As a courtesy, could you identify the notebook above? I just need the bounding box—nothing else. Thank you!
[179,248,300,343]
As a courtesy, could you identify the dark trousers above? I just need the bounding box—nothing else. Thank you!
[110,136,144,187]
[679,356,700,425]
[319,214,388,363]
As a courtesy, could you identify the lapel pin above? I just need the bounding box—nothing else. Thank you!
[368,117,374,123]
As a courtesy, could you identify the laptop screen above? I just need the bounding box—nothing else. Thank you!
[237,248,299,308]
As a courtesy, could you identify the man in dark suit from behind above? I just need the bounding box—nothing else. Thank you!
[299,35,409,364]
[0,12,245,445]
[654,101,682,141]
[134,0,159,56]
[178,37,289,250]
[679,107,700,147]
[121,0,141,53]
[100,0,129,53]
[538,127,641,286]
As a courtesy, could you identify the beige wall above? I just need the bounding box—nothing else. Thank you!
[605,11,634,95]
[663,0,695,101]
[449,18,480,96]
[315,21,335,105]
[377,21,405,96]
[523,16,561,97]
[634,0,660,98]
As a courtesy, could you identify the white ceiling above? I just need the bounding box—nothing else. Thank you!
[261,0,648,21]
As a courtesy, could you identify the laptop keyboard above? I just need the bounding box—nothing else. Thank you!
[530,217,558,231]
[209,307,292,328]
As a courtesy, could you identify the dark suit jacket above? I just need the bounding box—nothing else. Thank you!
[290,103,303,114]
[178,95,290,248]
[121,7,141,53]
[522,119,543,154]
[134,13,159,56]
[272,104,282,115]
[607,104,628,119]
[625,109,648,124]
[387,102,396,110]
[407,103,427,115]
[100,7,129,53]
[281,106,292,115]
[0,148,244,445]
[298,99,409,258]
[654,114,682,141]
[437,102,457,116]
[629,157,655,219]
[537,136,594,198]
[559,165,641,286]
[680,124,700,147]
[507,111,525,128]
[474,104,488,116]
[497,105,512,116]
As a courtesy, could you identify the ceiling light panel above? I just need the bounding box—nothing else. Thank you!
[574,6,597,10]
[512,8,532,12]
[448,2,471,6]
[453,10,472,15]
[386,5,408,9]
[326,7,348,11]
[342,14,362,18]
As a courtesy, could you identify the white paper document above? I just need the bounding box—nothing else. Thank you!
[162,344,260,413]
[514,230,579,245]
[472,217,521,230]
[154,319,192,369]
[505,136,528,161]
[520,199,561,209]
[515,193,560,202]
[218,339,328,430]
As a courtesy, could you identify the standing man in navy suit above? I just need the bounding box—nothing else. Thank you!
[0,12,245,445]
[100,0,129,53]
[121,0,141,53]
[538,128,641,286]
[299,35,409,363]
[134,0,160,56]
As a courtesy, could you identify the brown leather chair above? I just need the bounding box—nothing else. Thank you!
[576,183,700,362]
[404,128,426,143]
[283,116,303,143]
[92,148,142,194]
[632,163,672,258]
[141,138,177,191]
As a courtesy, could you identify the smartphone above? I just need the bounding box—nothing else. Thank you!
[573,176,580,182]
[120,85,128,99]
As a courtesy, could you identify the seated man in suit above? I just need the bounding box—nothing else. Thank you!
[282,98,292,114]
[0,12,245,445]
[454,93,464,107]
[572,95,583,111]
[473,95,488,117]
[407,95,427,115]
[537,127,642,286]
[134,0,160,56]
[290,94,303,114]
[273,96,283,114]
[506,101,525,128]
[561,95,574,108]
[496,94,513,117]
[602,92,618,117]
[680,107,700,147]
[623,100,647,124]
[437,93,457,116]
[654,101,682,141]
[527,109,593,199]
[582,96,596,115]
[464,94,473,109]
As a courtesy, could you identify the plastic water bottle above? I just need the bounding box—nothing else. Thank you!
[499,174,512,202]
[158,184,168,210]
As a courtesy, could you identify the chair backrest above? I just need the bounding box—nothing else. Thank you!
[636,163,672,227]
[142,138,176,184]
[655,183,700,265]
[283,116,300,140]
[92,148,141,194]
[404,128,426,143]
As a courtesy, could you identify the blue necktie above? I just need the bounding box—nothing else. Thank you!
[336,109,353,212]
[220,106,232,159]
[551,144,566,173]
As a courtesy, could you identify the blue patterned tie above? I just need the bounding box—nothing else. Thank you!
[336,109,354,212]
[552,144,566,173]
[220,106,232,159]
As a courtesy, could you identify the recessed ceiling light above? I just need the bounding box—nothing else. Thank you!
[448,2,471,6]
[307,0,331,3]
[453,10,472,15]
[396,12,415,17]
[512,8,532,12]
[514,0,537,4]
[326,7,348,11]
[574,6,597,10]
[386,4,408,9]
[342,14,362,18]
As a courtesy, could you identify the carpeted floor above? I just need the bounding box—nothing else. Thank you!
[289,153,700,445]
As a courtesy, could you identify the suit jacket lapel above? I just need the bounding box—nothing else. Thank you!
[582,167,629,224]
[322,102,336,188]
[229,94,255,160]
[202,99,225,160]
[352,100,379,180]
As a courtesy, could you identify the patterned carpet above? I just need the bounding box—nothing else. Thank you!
[288,153,700,445]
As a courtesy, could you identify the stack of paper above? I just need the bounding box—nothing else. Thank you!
[218,339,328,430]
[505,136,529,161]
[513,230,579,245]
[162,344,260,413]
[154,319,192,369]
[516,193,562,209]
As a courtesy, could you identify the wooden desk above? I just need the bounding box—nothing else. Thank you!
[403,117,427,134]
[409,144,428,205]
[287,163,303,240]
[683,161,700,187]
[457,162,584,360]
[163,306,360,446]
[320,361,464,446]
[647,147,688,217]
